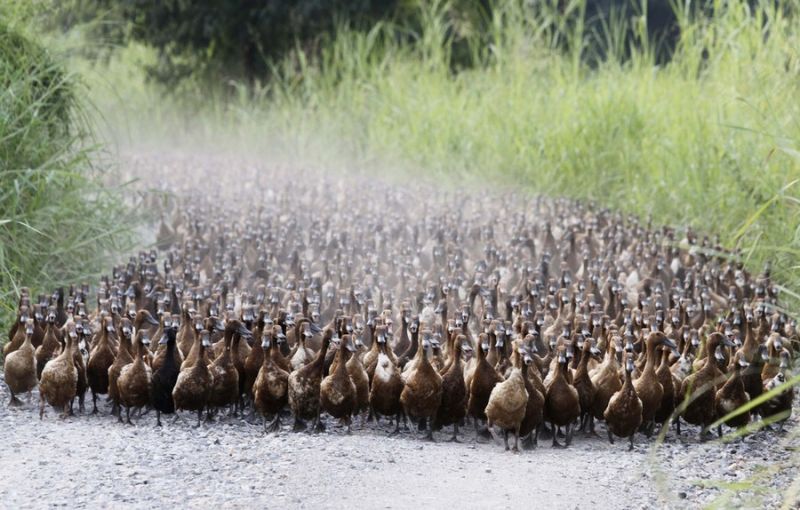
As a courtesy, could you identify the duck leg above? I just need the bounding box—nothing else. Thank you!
[61,403,70,419]
[39,396,45,420]
[717,425,723,438]
[552,427,565,448]
[423,419,434,442]
[91,391,99,414]
[503,430,510,450]
[533,424,541,447]
[565,423,574,447]
[266,414,281,433]
[195,408,203,428]
[607,428,615,445]
[628,433,635,451]
[156,410,162,427]
[292,417,307,432]
[474,419,492,441]
[585,416,600,437]
[346,417,352,435]
[447,423,461,443]
[312,410,325,433]
[389,413,402,436]
[125,406,134,425]
[512,427,521,452]
[8,392,22,407]
[675,417,681,436]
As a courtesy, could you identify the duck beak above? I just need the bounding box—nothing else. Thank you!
[237,324,252,338]
[158,334,169,345]
[721,336,735,348]
[737,358,749,369]
[145,314,159,326]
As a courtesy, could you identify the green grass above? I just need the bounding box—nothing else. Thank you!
[0,12,137,334]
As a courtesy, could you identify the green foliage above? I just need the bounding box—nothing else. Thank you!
[0,17,137,334]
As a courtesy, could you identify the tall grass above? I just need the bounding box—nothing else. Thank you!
[75,0,800,310]
[0,15,137,332]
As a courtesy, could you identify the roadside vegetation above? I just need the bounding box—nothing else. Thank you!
[0,6,136,329]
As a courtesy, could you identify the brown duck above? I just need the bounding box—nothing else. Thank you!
[320,334,358,433]
[288,328,332,432]
[604,353,643,450]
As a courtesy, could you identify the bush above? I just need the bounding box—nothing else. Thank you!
[0,19,136,335]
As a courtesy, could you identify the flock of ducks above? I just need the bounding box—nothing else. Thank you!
[2,178,797,452]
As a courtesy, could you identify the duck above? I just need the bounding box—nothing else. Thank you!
[653,343,677,430]
[71,321,90,414]
[152,315,183,372]
[207,319,250,415]
[714,351,750,435]
[244,317,272,399]
[759,350,793,430]
[288,328,332,432]
[399,335,442,440]
[544,347,580,447]
[590,335,623,431]
[3,305,29,356]
[604,352,643,450]
[346,336,370,420]
[320,334,358,433]
[518,344,545,449]
[184,317,220,369]
[368,331,405,432]
[253,325,290,432]
[432,334,468,441]
[289,319,315,370]
[117,330,153,424]
[485,343,529,451]
[35,309,62,379]
[4,319,37,405]
[633,331,675,436]
[467,332,503,438]
[759,333,784,383]
[572,334,599,434]
[680,332,735,438]
[39,324,79,419]
[176,304,196,357]
[87,316,117,413]
[108,318,134,418]
[172,329,214,426]
[151,326,180,426]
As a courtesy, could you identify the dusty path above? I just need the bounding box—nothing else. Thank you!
[2,150,799,509]
[1,377,798,509]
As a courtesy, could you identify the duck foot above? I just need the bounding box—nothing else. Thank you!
[265,415,281,433]
[389,414,402,436]
[475,424,492,442]
[607,428,615,445]
[156,410,162,427]
[521,432,536,450]
[8,394,23,407]
[552,435,566,448]
[292,418,307,432]
[629,434,635,451]
[446,424,461,443]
